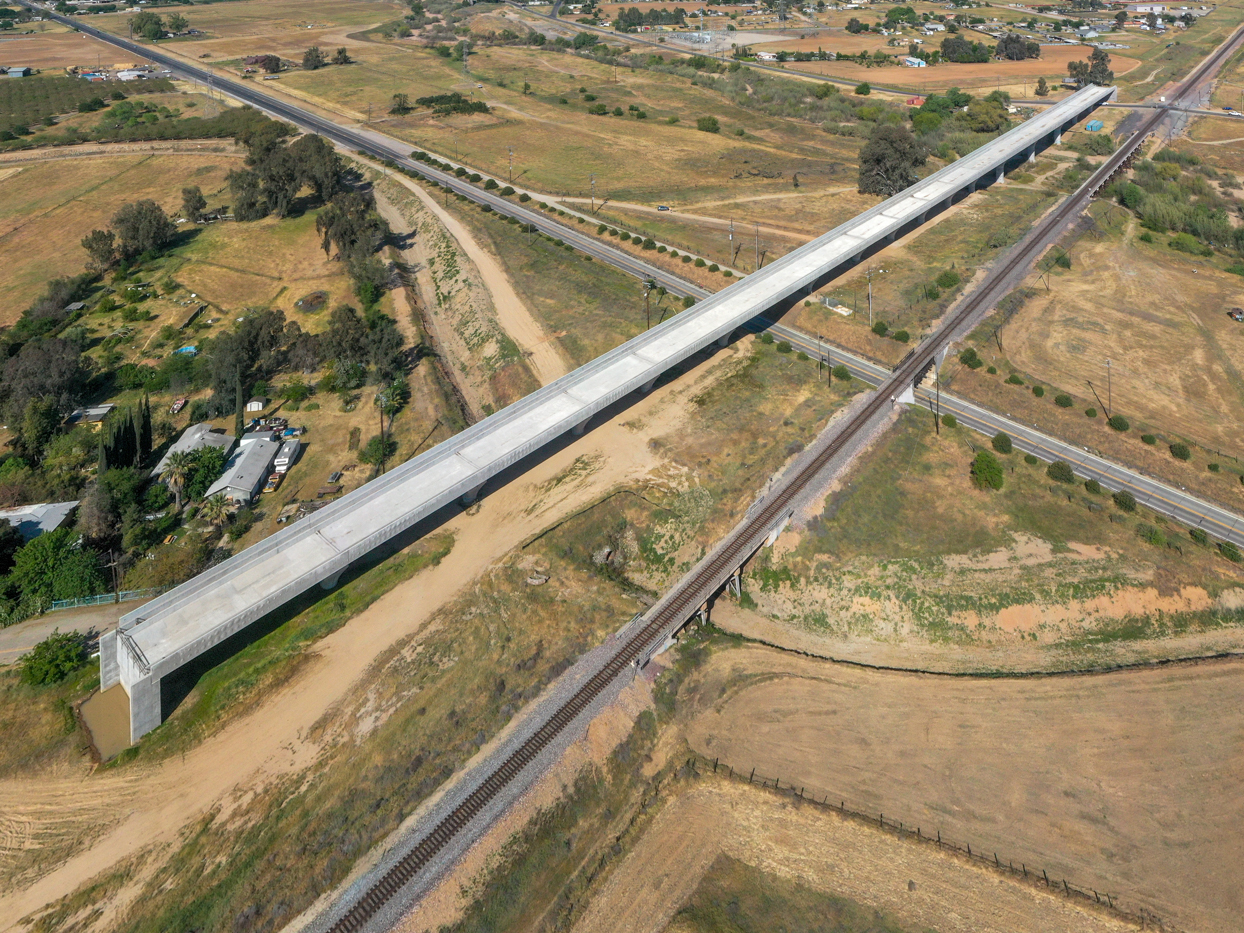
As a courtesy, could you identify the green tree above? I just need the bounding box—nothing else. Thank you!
[333,46,352,64]
[303,46,327,70]
[181,186,207,223]
[1035,76,1049,97]
[991,431,1012,454]
[971,449,1004,490]
[1112,489,1136,512]
[10,528,105,606]
[390,92,412,115]
[20,630,88,686]
[166,12,188,32]
[854,81,871,95]
[1169,442,1191,461]
[1107,414,1129,431]
[131,10,163,40]
[80,229,117,272]
[185,446,227,500]
[199,493,232,533]
[358,434,398,466]
[696,116,720,133]
[20,396,60,464]
[110,200,176,259]
[1047,460,1075,483]
[857,125,926,197]
[163,449,194,511]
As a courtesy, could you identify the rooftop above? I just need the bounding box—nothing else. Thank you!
[65,403,115,426]
[0,501,80,540]
[152,423,235,475]
[204,436,279,501]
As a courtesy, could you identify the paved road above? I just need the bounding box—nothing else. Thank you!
[759,320,1244,548]
[0,600,151,664]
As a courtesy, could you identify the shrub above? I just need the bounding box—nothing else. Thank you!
[935,269,961,289]
[1190,528,1209,546]
[971,450,1004,490]
[20,631,88,686]
[597,224,607,234]
[1047,460,1075,483]
[941,413,957,428]
[1170,442,1191,461]
[832,364,851,381]
[1112,489,1137,512]
[1085,408,1097,418]
[467,173,481,183]
[619,233,631,242]
[1084,478,1102,495]
[871,321,888,337]
[1032,385,1044,398]
[1024,453,1038,465]
[694,257,706,268]
[986,365,997,375]
[958,347,983,369]
[1222,541,1242,563]
[518,192,531,202]
[1136,523,1165,547]
[483,178,498,189]
[1139,231,1154,243]
[696,116,720,133]
[796,350,809,361]
[1006,373,1024,385]
[1208,462,1220,473]
[708,263,720,272]
[1107,414,1129,432]
[1141,434,1156,445]
[681,254,692,264]
[776,341,793,354]
[500,186,514,196]
[642,238,657,250]
[1054,394,1073,408]
[855,81,871,95]
[760,332,774,344]
[892,329,909,343]
[991,432,1012,454]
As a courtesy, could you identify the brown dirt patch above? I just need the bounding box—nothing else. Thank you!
[682,644,1244,933]
[0,28,154,71]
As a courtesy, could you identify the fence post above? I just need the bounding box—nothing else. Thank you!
[713,757,718,773]
[1022,863,1027,878]
[879,813,883,827]
[967,843,971,857]
[1063,879,1070,896]
[1043,869,1049,886]
[749,767,754,784]
[1106,893,1113,909]
[937,830,941,846]
[1094,890,1100,904]
[995,853,999,868]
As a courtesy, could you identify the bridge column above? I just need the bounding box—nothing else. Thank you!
[717,332,730,348]
[572,419,589,436]
[100,629,120,690]
[319,572,341,590]
[127,675,162,744]
[696,602,709,626]
[727,568,741,598]
[996,167,1004,184]
[1027,145,1037,163]
[640,378,656,393]
[1054,130,1062,145]
[462,483,484,505]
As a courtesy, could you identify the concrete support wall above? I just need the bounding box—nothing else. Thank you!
[126,675,161,745]
[99,629,119,690]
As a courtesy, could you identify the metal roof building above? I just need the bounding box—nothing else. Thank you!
[100,84,1117,744]
[203,435,279,504]
[152,423,235,476]
[0,501,80,540]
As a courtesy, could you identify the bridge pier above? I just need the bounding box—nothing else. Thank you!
[727,568,741,598]
[1054,130,1062,145]
[100,629,120,690]
[996,167,1004,184]
[640,378,656,394]
[319,572,342,590]
[572,419,589,436]
[1027,145,1037,163]
[717,332,730,348]
[127,675,161,745]
[697,602,709,626]
[461,483,484,505]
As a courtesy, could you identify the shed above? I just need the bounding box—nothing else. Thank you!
[64,403,115,430]
[64,301,86,312]
[152,423,235,476]
[1085,119,1104,131]
[204,435,279,504]
[903,56,927,67]
[245,397,269,413]
[7,67,32,78]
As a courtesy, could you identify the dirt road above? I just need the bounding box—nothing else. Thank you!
[682,645,1244,933]
[374,171,570,387]
[0,601,153,665]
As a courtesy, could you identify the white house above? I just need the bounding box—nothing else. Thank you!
[0,501,80,540]
[153,423,235,476]
[756,51,779,61]
[204,435,279,505]
[903,56,927,66]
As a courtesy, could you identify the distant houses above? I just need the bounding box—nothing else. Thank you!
[64,403,116,431]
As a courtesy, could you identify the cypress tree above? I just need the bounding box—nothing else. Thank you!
[140,393,152,463]
[234,370,244,439]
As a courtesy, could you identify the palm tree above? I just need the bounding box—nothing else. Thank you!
[163,450,193,511]
[199,494,232,535]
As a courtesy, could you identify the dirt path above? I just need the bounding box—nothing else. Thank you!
[559,197,808,242]
[573,781,1132,933]
[0,601,155,665]
[0,140,244,166]
[380,172,571,387]
[681,645,1244,933]
[0,340,746,928]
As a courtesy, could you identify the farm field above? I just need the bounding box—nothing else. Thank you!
[0,25,151,72]
[680,644,1244,933]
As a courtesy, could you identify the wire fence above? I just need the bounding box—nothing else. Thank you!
[686,752,1182,933]
[50,587,169,612]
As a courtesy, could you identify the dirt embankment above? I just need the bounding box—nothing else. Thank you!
[680,644,1244,933]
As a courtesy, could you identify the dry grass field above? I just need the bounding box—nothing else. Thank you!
[680,644,1244,933]
[0,25,152,72]
[0,151,240,316]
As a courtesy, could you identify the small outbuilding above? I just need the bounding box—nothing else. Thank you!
[6,67,32,78]
[245,397,269,413]
[64,403,116,430]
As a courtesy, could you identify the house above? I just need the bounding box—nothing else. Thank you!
[903,56,927,67]
[0,501,80,540]
[6,67,32,78]
[755,51,779,61]
[64,403,115,430]
[203,435,280,504]
[906,96,925,105]
[152,423,235,476]
[116,69,149,81]
[922,22,946,32]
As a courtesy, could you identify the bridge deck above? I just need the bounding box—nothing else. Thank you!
[112,84,1114,699]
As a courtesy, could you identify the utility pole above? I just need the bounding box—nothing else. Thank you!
[590,173,596,213]
[863,267,887,328]
[508,145,514,184]
[754,221,760,271]
[367,102,372,124]
[643,279,654,330]
[1106,358,1112,416]
[729,219,734,261]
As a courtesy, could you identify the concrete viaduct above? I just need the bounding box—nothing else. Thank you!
[100,84,1116,743]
